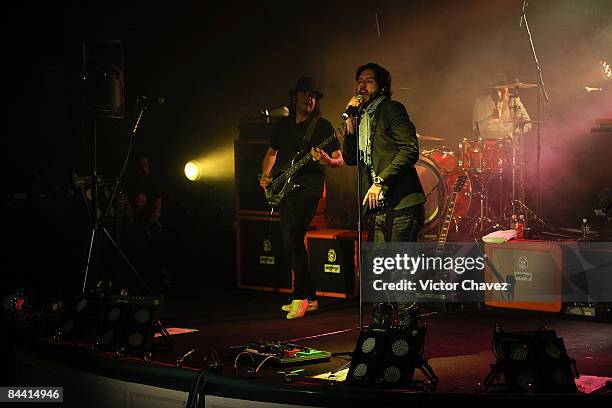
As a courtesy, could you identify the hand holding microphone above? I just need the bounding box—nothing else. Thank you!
[341,95,364,120]
[342,95,363,135]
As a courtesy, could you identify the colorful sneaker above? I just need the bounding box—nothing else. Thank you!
[282,300,318,312]
[286,299,309,320]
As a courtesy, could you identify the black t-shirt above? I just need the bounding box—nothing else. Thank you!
[270,115,339,198]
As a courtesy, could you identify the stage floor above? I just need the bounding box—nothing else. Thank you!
[152,288,612,393]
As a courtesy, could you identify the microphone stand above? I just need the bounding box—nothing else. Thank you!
[521,1,550,215]
[354,109,365,331]
[82,101,155,296]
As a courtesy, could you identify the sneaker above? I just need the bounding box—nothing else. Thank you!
[286,299,309,320]
[281,299,318,312]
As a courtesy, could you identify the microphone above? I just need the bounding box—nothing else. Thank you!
[138,95,165,105]
[341,95,364,120]
[519,1,527,27]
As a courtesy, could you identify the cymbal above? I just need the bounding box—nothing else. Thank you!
[491,82,538,89]
[417,133,444,141]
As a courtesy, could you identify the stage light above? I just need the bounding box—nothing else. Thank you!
[96,295,162,358]
[190,144,234,181]
[55,293,105,342]
[484,327,577,393]
[184,160,202,181]
[346,325,437,389]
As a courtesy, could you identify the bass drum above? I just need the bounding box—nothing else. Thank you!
[415,155,447,235]
[417,156,483,236]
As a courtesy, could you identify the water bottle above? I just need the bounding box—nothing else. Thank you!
[516,214,525,239]
[581,218,590,241]
[510,214,518,232]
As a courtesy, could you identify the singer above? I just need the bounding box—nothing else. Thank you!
[259,76,343,320]
[342,63,425,327]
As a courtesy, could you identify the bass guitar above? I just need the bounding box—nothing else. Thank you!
[264,130,340,208]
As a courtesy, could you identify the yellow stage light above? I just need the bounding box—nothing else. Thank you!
[184,160,202,181]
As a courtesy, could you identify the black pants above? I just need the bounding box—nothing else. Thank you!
[370,204,425,243]
[279,193,320,301]
[369,204,425,322]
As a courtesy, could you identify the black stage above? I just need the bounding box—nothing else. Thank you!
[5,287,612,406]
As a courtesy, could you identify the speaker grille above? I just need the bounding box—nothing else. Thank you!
[383,366,402,384]
[510,344,529,361]
[134,308,151,324]
[353,363,368,378]
[128,331,144,347]
[544,341,561,359]
[391,339,410,357]
[361,337,376,354]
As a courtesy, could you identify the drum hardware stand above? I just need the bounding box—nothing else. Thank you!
[469,180,497,234]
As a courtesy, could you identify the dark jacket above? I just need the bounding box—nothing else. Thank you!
[343,98,425,212]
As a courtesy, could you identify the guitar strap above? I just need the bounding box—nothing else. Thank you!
[300,116,320,150]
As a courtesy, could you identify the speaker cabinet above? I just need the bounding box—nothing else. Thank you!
[235,138,273,215]
[305,229,359,298]
[82,40,125,119]
[484,240,562,312]
[236,215,293,292]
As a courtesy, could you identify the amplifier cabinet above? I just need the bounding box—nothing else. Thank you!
[236,215,293,293]
[235,138,274,216]
[484,240,562,312]
[305,229,360,298]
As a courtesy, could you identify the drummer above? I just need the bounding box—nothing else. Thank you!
[472,73,532,139]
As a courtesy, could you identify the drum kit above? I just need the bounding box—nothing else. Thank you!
[416,81,541,237]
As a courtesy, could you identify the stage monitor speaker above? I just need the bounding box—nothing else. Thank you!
[236,215,293,292]
[96,295,161,357]
[82,40,125,119]
[346,326,427,388]
[486,328,577,393]
[305,229,359,298]
[484,240,562,312]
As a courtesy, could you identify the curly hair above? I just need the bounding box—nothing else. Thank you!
[355,63,392,98]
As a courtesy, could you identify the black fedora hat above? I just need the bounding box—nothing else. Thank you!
[288,76,324,100]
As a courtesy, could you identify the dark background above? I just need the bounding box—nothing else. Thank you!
[2,0,610,298]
